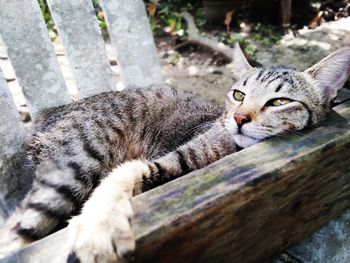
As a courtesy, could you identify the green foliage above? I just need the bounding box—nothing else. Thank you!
[36,0,281,60]
[37,0,203,38]
[149,1,206,37]
[38,0,55,33]
[251,23,282,46]
[38,0,107,36]
[214,23,282,57]
[217,32,257,57]
[91,0,99,7]
[96,12,107,31]
[193,7,206,30]
[92,0,107,30]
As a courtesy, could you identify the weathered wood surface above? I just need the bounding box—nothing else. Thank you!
[99,0,164,88]
[46,0,116,98]
[0,69,27,224]
[2,91,350,263]
[0,0,71,116]
[0,69,26,166]
[132,99,350,263]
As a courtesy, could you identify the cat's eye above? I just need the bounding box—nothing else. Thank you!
[268,98,293,106]
[232,90,245,101]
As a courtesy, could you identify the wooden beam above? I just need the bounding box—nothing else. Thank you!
[2,91,350,263]
[280,0,292,28]
[0,68,28,221]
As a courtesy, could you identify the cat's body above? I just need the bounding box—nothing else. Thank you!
[5,86,224,240]
[1,45,350,263]
[32,85,223,165]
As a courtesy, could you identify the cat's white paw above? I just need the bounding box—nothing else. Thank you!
[67,192,135,263]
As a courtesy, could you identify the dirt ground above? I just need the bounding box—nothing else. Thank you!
[160,17,350,105]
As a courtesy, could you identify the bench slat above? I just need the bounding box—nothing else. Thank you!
[0,0,71,116]
[2,95,350,263]
[0,70,26,167]
[0,69,27,222]
[46,0,116,98]
[99,0,164,88]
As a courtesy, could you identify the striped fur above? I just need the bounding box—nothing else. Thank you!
[0,85,224,258]
[1,46,350,262]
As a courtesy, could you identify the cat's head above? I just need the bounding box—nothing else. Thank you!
[224,44,350,148]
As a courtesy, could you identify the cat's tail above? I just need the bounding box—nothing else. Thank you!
[0,151,35,225]
[0,158,97,258]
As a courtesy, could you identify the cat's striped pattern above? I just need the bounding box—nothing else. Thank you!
[0,86,222,251]
[141,122,236,192]
[1,45,350,262]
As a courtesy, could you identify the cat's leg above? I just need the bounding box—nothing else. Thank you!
[0,157,101,258]
[67,160,145,263]
[67,122,236,262]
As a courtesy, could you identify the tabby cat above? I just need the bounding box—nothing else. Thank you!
[0,44,349,263]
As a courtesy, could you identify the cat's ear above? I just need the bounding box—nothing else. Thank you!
[232,43,261,78]
[304,47,350,101]
[232,43,253,77]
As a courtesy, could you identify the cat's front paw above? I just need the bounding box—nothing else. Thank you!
[67,192,135,263]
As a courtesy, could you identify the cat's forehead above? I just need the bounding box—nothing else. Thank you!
[237,68,305,94]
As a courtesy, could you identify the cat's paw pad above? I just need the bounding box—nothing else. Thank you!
[67,193,135,263]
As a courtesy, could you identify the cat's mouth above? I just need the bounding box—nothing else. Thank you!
[223,119,262,148]
[232,134,261,149]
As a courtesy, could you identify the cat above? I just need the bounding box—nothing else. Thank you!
[0,44,349,263]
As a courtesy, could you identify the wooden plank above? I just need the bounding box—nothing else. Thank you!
[279,89,350,262]
[334,88,350,105]
[0,69,27,223]
[0,0,71,116]
[280,0,292,28]
[46,0,116,98]
[99,0,164,88]
[132,102,350,263]
[2,95,350,262]
[0,69,26,163]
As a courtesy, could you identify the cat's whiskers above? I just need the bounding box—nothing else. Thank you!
[179,122,215,142]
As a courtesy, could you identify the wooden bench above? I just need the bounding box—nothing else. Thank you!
[0,0,349,262]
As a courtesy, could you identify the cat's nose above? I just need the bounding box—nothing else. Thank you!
[234,113,251,128]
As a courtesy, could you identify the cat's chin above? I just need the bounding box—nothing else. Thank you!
[233,134,261,149]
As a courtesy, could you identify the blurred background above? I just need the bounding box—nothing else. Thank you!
[1,0,349,122]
